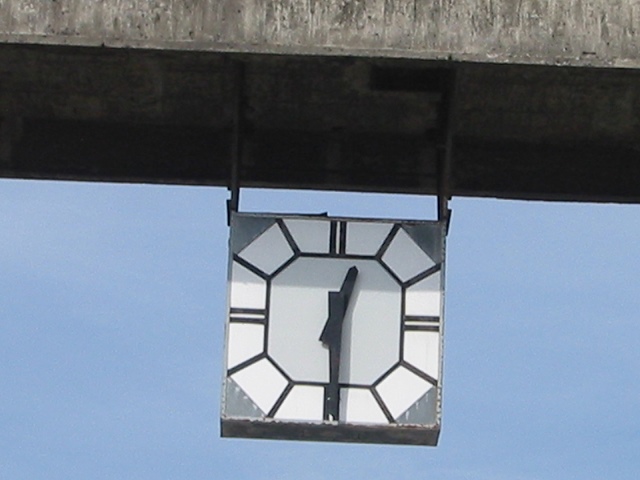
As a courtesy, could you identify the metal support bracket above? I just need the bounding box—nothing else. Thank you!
[436,67,458,235]
[227,61,245,226]
[227,184,240,227]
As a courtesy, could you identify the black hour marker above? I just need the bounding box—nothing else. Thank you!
[329,221,338,254]
[329,221,348,256]
[338,221,347,255]
[230,307,267,324]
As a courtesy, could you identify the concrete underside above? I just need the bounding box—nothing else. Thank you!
[2,43,640,202]
[2,0,640,202]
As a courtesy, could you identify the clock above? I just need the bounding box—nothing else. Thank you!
[221,212,445,445]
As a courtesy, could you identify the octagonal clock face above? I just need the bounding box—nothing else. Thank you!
[222,212,445,435]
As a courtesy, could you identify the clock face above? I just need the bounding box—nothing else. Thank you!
[222,213,445,432]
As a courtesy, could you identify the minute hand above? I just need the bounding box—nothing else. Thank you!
[319,266,358,422]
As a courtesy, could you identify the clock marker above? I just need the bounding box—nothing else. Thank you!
[319,266,358,422]
[329,221,338,254]
[338,221,347,255]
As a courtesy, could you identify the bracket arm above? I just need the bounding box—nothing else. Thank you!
[227,61,245,226]
[436,67,459,235]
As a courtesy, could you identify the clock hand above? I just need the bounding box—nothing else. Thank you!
[319,266,358,347]
[319,266,358,422]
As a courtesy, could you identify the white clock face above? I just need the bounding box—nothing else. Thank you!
[223,213,444,428]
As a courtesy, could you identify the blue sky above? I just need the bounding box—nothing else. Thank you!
[1,179,639,479]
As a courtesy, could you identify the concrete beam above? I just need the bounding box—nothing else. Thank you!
[2,44,640,203]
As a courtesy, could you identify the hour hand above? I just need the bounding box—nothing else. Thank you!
[319,266,359,347]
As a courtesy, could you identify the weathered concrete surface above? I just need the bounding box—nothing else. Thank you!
[2,44,640,202]
[1,0,640,67]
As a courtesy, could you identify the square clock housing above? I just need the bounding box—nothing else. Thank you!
[221,212,446,446]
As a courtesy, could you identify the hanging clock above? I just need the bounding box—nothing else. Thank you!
[221,212,445,446]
